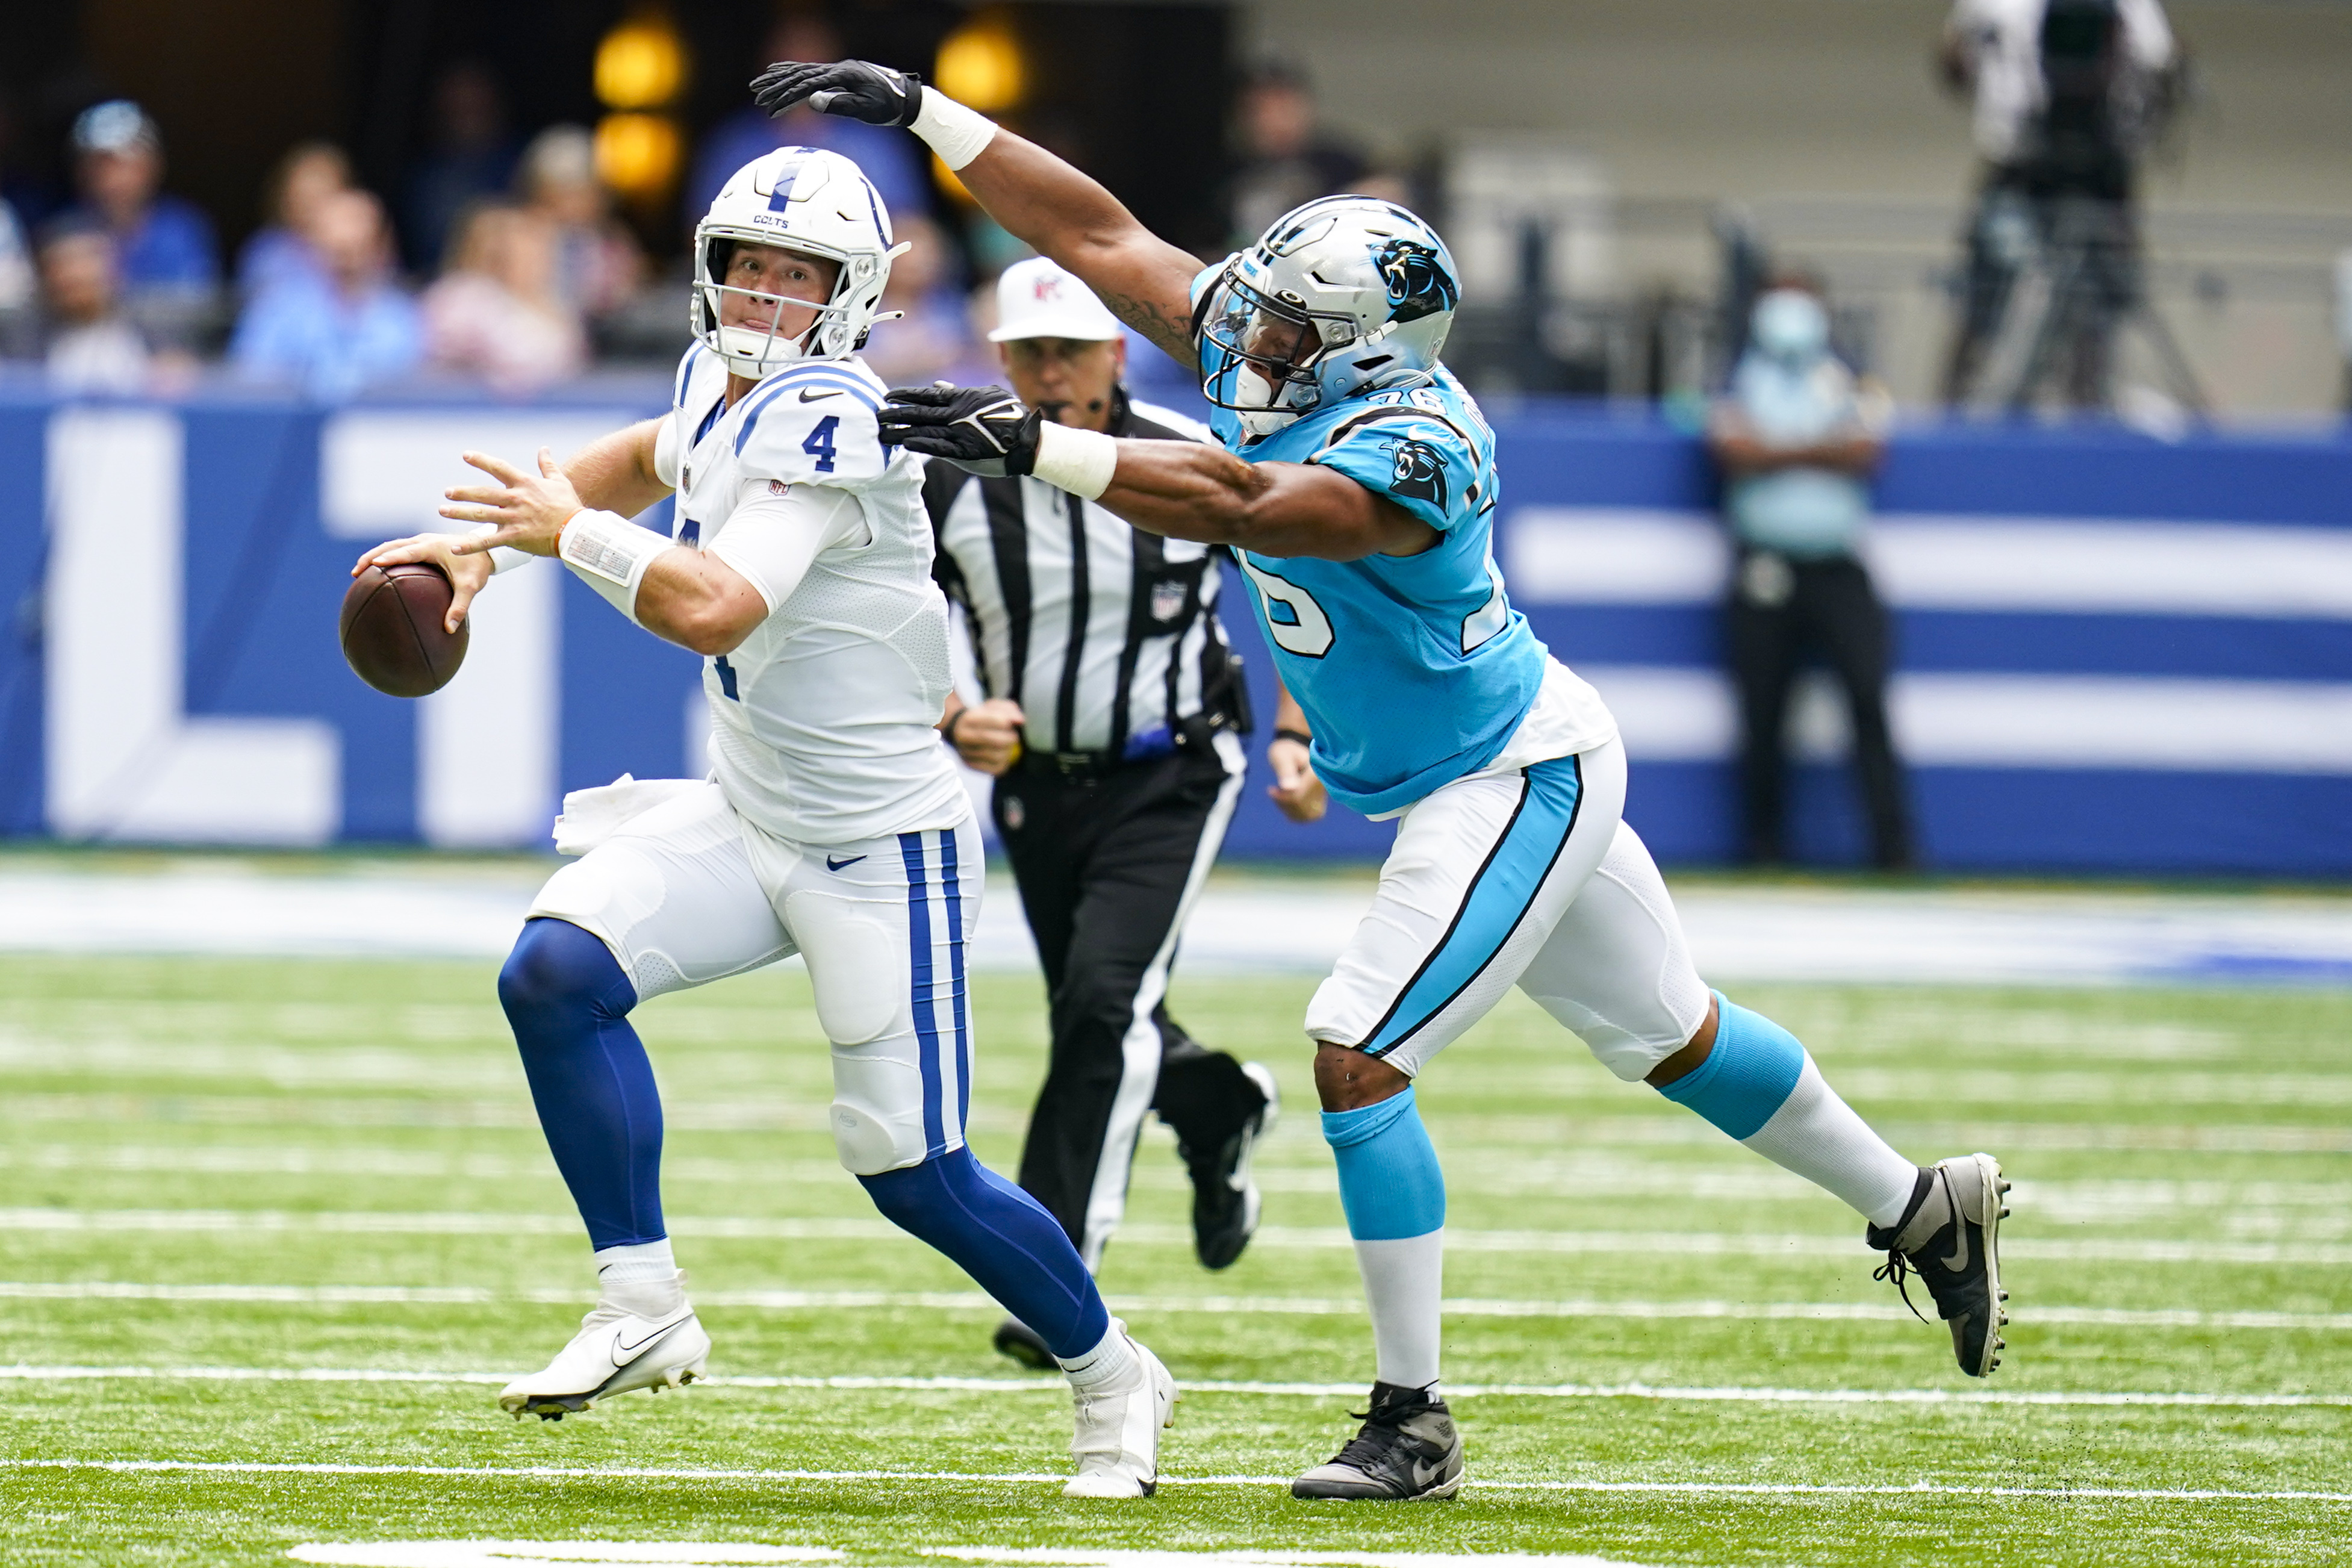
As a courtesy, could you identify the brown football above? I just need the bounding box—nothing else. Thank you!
[340,561,468,698]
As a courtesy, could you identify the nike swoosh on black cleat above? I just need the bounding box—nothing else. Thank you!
[826,854,866,871]
[800,387,844,402]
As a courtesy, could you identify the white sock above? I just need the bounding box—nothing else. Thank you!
[1742,1057,1920,1228]
[1353,1233,1443,1392]
[1057,1318,1140,1392]
[594,1239,684,1316]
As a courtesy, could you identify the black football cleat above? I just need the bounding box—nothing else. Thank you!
[1291,1381,1465,1501]
[1181,1061,1278,1271]
[992,1314,1057,1370]
[1868,1152,2012,1377]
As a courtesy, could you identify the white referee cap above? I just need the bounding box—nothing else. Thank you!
[988,257,1124,343]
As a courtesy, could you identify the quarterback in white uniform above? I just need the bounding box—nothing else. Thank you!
[353,147,1173,1498]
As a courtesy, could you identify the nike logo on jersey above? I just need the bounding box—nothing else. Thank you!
[825,854,867,872]
[799,387,844,402]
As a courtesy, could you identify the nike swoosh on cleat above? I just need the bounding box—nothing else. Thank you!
[826,854,866,871]
[799,387,844,402]
[1942,1224,1972,1275]
[612,1322,681,1363]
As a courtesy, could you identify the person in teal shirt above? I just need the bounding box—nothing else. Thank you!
[1711,275,1912,868]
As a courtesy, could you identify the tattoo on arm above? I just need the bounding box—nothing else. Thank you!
[1101,289,1196,367]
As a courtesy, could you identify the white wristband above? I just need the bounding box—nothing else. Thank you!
[910,86,997,172]
[471,524,534,576]
[558,509,670,624]
[1029,422,1118,501]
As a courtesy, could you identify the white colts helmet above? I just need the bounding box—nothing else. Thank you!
[1194,196,1462,437]
[691,146,907,377]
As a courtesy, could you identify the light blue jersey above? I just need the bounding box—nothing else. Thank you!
[1209,368,1548,816]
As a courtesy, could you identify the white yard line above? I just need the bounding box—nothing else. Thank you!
[2,1209,2344,1265]
[6,1281,2350,1333]
[4,1456,2348,1504]
[4,1364,2348,1408]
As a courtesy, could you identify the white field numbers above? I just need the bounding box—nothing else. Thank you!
[1236,551,1511,659]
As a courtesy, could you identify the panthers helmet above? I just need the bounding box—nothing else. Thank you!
[1193,196,1461,437]
[690,146,908,377]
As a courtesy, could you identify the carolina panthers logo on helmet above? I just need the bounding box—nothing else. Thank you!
[1375,239,1459,326]
[1383,437,1451,509]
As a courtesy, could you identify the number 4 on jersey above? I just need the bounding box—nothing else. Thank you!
[803,414,840,473]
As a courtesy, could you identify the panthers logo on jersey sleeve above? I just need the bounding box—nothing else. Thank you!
[1383,437,1451,509]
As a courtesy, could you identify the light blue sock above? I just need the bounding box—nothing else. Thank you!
[1323,1087,1446,1389]
[1654,992,1806,1140]
[1658,992,1918,1226]
[1322,1087,1446,1239]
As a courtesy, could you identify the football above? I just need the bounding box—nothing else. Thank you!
[339,561,468,698]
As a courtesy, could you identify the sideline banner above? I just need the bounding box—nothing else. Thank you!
[0,390,2345,873]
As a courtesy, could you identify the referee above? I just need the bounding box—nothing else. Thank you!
[925,258,1307,1368]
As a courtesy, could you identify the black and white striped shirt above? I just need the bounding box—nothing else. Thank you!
[921,392,1245,761]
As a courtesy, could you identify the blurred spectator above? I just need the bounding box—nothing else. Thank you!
[237,142,352,301]
[402,61,521,275]
[422,201,586,393]
[1227,62,1366,247]
[688,11,927,225]
[1937,0,2180,407]
[1708,278,1912,870]
[57,101,219,347]
[231,190,422,400]
[0,194,32,356]
[516,126,645,322]
[862,214,975,386]
[36,221,149,391]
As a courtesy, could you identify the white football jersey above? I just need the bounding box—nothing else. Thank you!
[653,343,966,846]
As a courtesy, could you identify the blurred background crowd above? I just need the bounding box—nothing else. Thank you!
[0,0,2345,421]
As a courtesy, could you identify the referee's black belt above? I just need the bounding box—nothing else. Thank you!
[1012,712,1238,780]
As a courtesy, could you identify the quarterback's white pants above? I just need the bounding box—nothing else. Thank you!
[527,780,980,1175]
[1306,737,1713,1081]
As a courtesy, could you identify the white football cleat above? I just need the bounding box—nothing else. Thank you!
[497,1300,711,1421]
[1062,1321,1177,1498]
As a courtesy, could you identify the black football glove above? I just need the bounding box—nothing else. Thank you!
[751,59,924,128]
[879,385,1042,479]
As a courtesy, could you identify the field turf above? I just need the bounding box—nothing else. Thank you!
[2,950,2348,1566]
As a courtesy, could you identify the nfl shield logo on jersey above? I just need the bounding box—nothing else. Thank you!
[1151,579,1187,623]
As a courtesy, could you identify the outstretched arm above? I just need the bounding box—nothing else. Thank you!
[877,384,1438,562]
[752,61,1203,365]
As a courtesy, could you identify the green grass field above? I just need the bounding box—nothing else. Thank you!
[3,951,2349,1566]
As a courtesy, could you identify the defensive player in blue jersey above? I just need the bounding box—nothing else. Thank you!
[756,60,2014,1501]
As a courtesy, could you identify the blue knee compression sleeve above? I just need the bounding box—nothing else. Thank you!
[497,916,665,1250]
[1322,1087,1446,1240]
[860,1146,1109,1358]
[1655,992,1806,1140]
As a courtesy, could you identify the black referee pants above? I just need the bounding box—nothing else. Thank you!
[992,735,1262,1268]
[1727,549,1914,869]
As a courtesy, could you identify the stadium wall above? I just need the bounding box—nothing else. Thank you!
[0,388,2346,874]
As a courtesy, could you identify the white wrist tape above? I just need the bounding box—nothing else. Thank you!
[471,524,534,576]
[558,509,670,624]
[911,86,998,171]
[1030,422,1118,501]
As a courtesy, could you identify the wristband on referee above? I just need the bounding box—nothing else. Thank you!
[910,86,998,171]
[1030,421,1118,500]
[1273,727,1313,749]
[558,509,670,626]
[942,708,968,747]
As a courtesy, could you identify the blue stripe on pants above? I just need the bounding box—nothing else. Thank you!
[1363,753,1584,1057]
[939,827,971,1135]
[898,832,946,1156]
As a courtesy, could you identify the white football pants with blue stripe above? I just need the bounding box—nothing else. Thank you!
[528,779,977,1175]
[1308,736,1708,1080]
